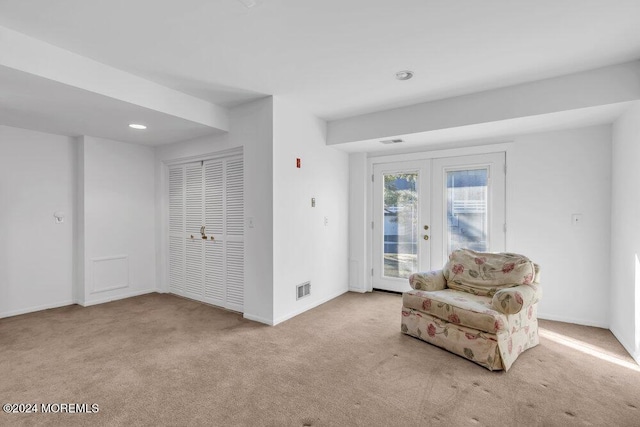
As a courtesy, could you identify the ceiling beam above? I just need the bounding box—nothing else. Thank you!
[0,25,229,132]
[327,61,640,146]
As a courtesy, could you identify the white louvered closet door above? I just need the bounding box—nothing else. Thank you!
[168,167,186,294]
[168,154,244,312]
[224,156,244,312]
[184,162,205,300]
[203,159,225,307]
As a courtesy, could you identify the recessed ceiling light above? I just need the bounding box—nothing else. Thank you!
[395,70,414,81]
[129,124,147,130]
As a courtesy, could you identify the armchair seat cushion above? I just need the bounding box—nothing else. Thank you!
[403,289,507,334]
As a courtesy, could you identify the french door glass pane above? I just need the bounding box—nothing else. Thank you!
[447,169,488,254]
[383,173,418,278]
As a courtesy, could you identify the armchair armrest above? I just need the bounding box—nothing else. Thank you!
[409,270,446,291]
[492,284,542,314]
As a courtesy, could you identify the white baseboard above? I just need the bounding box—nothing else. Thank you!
[78,288,157,307]
[243,312,274,326]
[272,288,348,326]
[348,287,367,294]
[0,299,75,319]
[537,312,608,329]
[609,326,640,365]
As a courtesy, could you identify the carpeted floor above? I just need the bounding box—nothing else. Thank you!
[1,291,639,426]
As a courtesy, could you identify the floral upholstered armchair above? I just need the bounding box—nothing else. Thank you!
[401,249,541,371]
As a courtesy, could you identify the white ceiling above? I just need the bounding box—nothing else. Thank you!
[1,0,640,122]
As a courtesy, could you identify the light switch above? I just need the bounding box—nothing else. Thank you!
[54,211,64,224]
[247,217,255,228]
[324,216,329,226]
[571,214,583,227]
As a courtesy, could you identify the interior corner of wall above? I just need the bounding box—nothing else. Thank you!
[243,311,274,326]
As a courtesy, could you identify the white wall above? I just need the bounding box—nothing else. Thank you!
[0,125,76,317]
[155,97,274,324]
[272,98,349,324]
[610,101,640,363]
[78,136,157,305]
[507,125,612,327]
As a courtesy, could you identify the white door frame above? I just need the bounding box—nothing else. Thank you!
[366,143,512,293]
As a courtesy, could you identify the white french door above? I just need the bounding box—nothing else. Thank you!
[168,155,244,312]
[372,161,431,293]
[372,152,505,292]
[430,153,506,268]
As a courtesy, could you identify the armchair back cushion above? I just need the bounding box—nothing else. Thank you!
[443,249,537,296]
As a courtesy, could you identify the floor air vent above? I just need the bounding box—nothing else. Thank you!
[297,282,311,300]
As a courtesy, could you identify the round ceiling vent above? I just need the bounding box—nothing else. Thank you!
[395,70,414,81]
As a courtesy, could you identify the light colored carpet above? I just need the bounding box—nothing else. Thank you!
[1,291,639,426]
